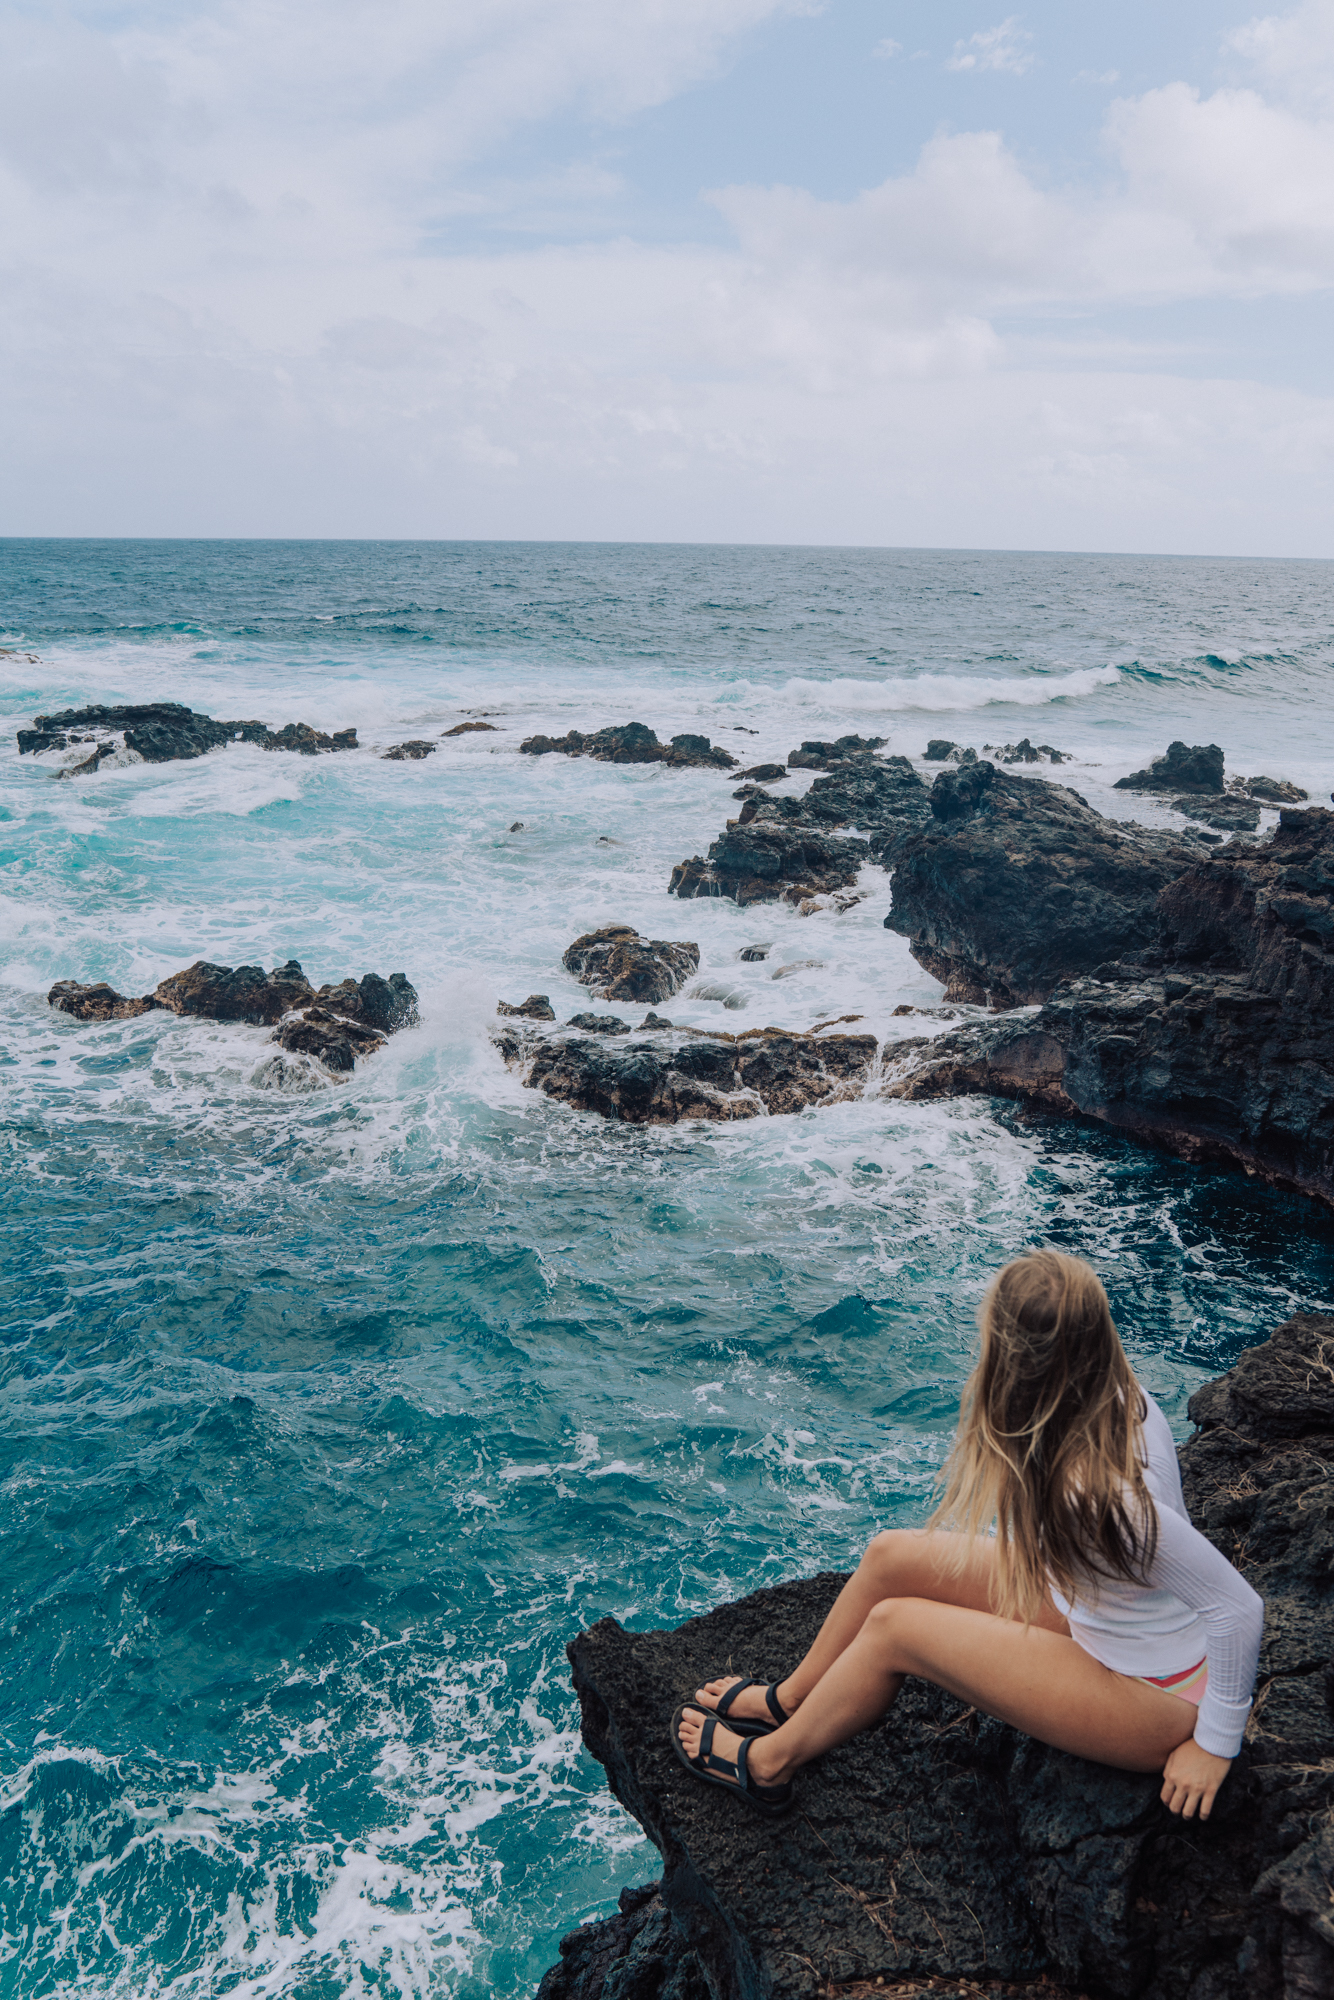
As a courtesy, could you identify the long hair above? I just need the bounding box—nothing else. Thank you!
[929,1250,1156,1623]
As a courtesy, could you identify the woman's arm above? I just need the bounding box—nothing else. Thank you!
[1147,1503,1265,1760]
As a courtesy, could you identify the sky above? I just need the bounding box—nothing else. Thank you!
[2,0,1333,551]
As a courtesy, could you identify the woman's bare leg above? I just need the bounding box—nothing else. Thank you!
[678,1594,1196,1790]
[694,1530,1066,1725]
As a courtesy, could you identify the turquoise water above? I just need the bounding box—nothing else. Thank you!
[2,541,1333,1999]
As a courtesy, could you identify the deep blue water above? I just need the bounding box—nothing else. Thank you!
[2,541,1332,1999]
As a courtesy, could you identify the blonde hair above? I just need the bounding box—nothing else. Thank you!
[929,1250,1156,1623]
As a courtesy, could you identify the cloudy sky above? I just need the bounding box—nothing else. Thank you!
[3,0,1333,550]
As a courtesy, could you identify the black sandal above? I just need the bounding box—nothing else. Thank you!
[699,1676,790,1738]
[669,1705,794,1816]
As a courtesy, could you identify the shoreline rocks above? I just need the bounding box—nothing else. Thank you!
[1115,741,1225,795]
[18,702,358,768]
[495,1023,878,1123]
[519,722,737,770]
[563,925,701,1006]
[48,963,418,1075]
[883,806,1334,1207]
[884,762,1201,1006]
[543,1310,1334,2000]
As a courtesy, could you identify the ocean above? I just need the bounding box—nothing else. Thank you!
[2,540,1332,1999]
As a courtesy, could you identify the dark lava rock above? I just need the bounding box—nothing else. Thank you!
[49,960,419,1077]
[1173,795,1261,833]
[1115,741,1225,795]
[884,763,1199,1006]
[519,722,737,770]
[382,740,437,760]
[563,926,701,1006]
[47,980,161,1022]
[153,959,317,1025]
[1245,777,1308,804]
[670,825,866,907]
[549,1312,1334,2000]
[984,738,1068,766]
[641,1012,673,1029]
[536,1882,709,2000]
[17,702,357,765]
[497,1027,877,1123]
[566,1013,632,1035]
[309,972,419,1035]
[736,763,788,783]
[924,739,956,760]
[498,994,556,1021]
[443,720,498,735]
[883,806,1334,1206]
[271,1007,385,1072]
[786,735,886,770]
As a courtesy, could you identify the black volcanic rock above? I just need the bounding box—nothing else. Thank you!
[1115,740,1225,795]
[670,823,866,906]
[17,702,357,765]
[496,1026,877,1123]
[735,762,788,784]
[382,739,436,760]
[562,925,700,1005]
[50,961,419,1076]
[518,723,737,769]
[566,1013,632,1035]
[1173,794,1261,832]
[883,807,1334,1207]
[547,1311,1334,2000]
[786,734,886,769]
[497,994,556,1021]
[884,763,1199,1005]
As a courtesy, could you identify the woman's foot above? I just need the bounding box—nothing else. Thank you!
[672,1706,795,1804]
[692,1675,799,1729]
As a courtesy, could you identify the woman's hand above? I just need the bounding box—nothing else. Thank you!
[1161,1739,1232,1820]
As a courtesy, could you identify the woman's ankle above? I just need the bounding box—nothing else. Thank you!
[776,1678,803,1717]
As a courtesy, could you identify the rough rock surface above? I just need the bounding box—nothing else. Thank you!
[17,702,357,763]
[563,925,702,1005]
[736,764,788,784]
[882,805,1334,1206]
[496,1025,877,1123]
[443,720,498,735]
[1173,795,1261,833]
[382,739,437,760]
[1115,741,1225,795]
[498,994,556,1021]
[787,736,886,770]
[48,963,418,1075]
[675,758,933,906]
[535,1883,710,2000]
[546,1312,1334,2000]
[884,763,1200,1006]
[519,722,737,770]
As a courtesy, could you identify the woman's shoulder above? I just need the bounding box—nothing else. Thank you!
[1136,1382,1188,1506]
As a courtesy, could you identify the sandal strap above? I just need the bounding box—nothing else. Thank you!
[736,1733,791,1806]
[714,1678,758,1721]
[764,1682,789,1725]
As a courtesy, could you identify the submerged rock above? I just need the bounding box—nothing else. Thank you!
[884,762,1199,1006]
[497,1026,877,1123]
[17,702,357,766]
[382,740,436,760]
[442,720,498,735]
[883,806,1334,1206]
[1243,775,1307,804]
[565,1013,631,1035]
[1115,740,1225,794]
[734,762,787,784]
[1173,793,1261,832]
[49,961,418,1076]
[562,925,700,1005]
[983,737,1068,765]
[518,722,737,770]
[549,1311,1334,2000]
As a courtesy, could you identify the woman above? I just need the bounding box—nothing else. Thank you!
[672,1250,1263,1820]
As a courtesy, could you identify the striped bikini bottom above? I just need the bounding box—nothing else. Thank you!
[1137,1657,1208,1706]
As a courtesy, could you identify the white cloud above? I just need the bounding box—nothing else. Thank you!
[1226,0,1334,111]
[945,16,1035,77]
[873,38,902,60]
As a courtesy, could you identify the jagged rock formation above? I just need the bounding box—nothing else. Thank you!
[382,740,436,760]
[672,757,931,906]
[497,994,556,1020]
[519,723,737,770]
[543,1312,1334,2000]
[884,762,1201,1006]
[883,807,1334,1208]
[1115,741,1225,795]
[563,926,701,1006]
[17,702,357,767]
[786,735,886,770]
[443,720,498,735]
[495,1024,877,1123]
[735,763,788,784]
[48,963,417,1075]
[1174,795,1260,832]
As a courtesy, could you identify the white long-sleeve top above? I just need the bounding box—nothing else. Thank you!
[1046,1388,1264,1759]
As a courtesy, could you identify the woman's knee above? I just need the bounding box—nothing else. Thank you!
[860,1528,912,1582]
